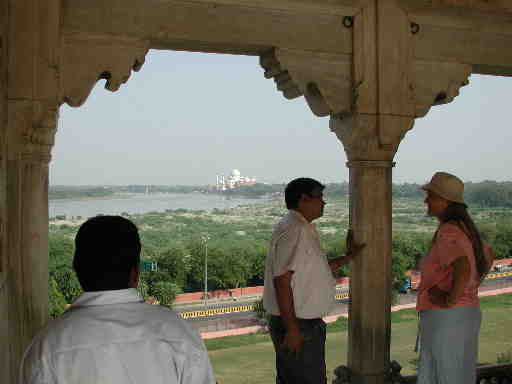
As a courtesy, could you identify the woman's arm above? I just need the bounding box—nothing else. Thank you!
[429,256,470,307]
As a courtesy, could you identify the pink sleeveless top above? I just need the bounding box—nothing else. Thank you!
[416,223,483,311]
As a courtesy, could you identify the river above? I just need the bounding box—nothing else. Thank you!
[49,193,269,218]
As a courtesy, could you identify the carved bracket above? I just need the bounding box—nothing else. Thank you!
[260,48,352,117]
[414,61,472,117]
[59,34,149,107]
[261,49,471,121]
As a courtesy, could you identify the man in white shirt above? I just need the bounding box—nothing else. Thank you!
[19,215,216,384]
[263,178,363,384]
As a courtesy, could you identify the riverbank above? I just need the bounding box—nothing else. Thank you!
[49,192,271,218]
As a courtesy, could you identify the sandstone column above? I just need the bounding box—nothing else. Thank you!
[0,0,60,382]
[331,1,415,383]
[331,113,412,384]
[347,159,394,378]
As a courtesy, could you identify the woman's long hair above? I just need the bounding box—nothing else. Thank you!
[439,202,489,280]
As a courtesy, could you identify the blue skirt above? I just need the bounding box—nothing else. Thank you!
[417,306,481,384]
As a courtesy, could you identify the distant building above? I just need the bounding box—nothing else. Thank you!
[216,169,256,191]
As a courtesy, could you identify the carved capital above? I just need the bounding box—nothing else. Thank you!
[330,113,414,161]
[414,61,471,117]
[260,48,352,117]
[7,100,58,163]
[60,34,149,107]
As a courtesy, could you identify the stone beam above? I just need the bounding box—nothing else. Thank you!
[62,0,355,55]
[402,3,512,76]
[399,0,512,13]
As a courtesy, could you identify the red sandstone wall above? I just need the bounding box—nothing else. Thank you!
[174,261,512,303]
[175,278,350,303]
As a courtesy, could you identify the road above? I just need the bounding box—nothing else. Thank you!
[182,275,512,333]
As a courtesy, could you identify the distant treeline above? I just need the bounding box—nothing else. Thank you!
[49,185,207,200]
[49,186,115,200]
[50,181,512,207]
[392,181,512,208]
[224,181,512,208]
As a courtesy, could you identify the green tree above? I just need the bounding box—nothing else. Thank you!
[494,221,512,259]
[49,277,67,318]
[209,247,251,290]
[137,277,150,300]
[52,267,83,303]
[49,234,83,303]
[152,281,181,307]
[155,245,191,288]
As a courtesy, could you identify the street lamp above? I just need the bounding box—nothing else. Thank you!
[201,234,210,307]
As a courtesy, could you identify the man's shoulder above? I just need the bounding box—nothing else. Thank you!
[27,302,202,355]
[274,211,307,233]
[46,301,191,335]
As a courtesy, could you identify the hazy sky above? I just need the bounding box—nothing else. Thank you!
[51,51,512,186]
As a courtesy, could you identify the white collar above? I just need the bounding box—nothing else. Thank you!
[71,288,143,308]
[289,209,308,223]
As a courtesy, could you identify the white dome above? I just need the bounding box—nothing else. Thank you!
[231,169,241,177]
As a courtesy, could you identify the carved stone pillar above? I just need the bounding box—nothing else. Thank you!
[1,0,60,382]
[330,113,413,384]
[347,160,393,382]
[1,100,57,384]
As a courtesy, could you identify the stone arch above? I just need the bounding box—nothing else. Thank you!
[4,1,512,383]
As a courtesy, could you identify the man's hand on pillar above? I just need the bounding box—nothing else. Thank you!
[345,229,365,262]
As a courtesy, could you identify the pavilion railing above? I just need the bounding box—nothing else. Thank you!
[333,362,512,384]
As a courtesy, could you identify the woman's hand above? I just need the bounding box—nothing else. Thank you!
[428,286,453,308]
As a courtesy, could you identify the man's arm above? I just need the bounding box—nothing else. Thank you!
[328,230,365,275]
[274,271,303,353]
[328,255,353,274]
[181,347,217,384]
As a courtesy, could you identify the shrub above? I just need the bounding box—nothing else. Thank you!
[497,349,512,364]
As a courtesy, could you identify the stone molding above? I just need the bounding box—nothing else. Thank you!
[346,160,396,169]
[329,113,414,161]
[59,34,149,107]
[7,100,57,163]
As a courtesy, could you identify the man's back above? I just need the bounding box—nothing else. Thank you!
[20,289,215,384]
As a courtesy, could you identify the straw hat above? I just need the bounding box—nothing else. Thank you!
[421,172,465,204]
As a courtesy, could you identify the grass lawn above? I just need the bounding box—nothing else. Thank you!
[207,294,512,384]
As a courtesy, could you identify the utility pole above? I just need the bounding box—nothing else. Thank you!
[201,234,210,307]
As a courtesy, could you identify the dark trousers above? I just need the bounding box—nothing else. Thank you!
[269,316,327,384]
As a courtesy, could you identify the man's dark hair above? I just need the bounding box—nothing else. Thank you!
[73,215,141,291]
[285,178,325,210]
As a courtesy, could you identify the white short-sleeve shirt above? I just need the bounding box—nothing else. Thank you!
[263,210,336,319]
[19,289,216,384]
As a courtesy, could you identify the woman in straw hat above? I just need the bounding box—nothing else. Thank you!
[416,172,495,384]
